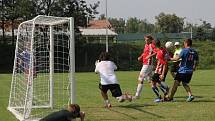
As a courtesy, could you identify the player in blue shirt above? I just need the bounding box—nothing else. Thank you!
[17,42,37,85]
[168,39,198,102]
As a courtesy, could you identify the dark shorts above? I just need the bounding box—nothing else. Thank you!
[174,73,193,84]
[99,84,122,97]
[152,73,167,82]
[170,62,180,72]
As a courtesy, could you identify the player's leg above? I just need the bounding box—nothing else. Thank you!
[182,73,194,102]
[24,68,31,85]
[134,66,145,99]
[151,74,162,102]
[158,73,169,97]
[134,65,152,99]
[110,84,132,102]
[99,84,111,108]
[170,64,176,78]
[168,73,181,100]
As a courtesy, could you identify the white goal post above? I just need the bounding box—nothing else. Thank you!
[8,15,76,121]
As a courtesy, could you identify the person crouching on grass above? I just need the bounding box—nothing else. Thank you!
[95,52,132,108]
[40,104,85,121]
[150,39,169,102]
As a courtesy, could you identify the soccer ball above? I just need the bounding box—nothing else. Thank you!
[165,41,173,49]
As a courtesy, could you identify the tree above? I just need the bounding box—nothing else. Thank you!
[31,0,99,27]
[196,27,206,40]
[125,17,139,33]
[1,0,99,45]
[138,19,155,33]
[211,28,215,41]
[155,12,184,33]
[109,18,125,33]
[201,20,212,30]
[0,0,6,43]
[3,0,22,45]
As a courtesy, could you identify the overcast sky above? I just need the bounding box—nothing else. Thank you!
[86,0,215,27]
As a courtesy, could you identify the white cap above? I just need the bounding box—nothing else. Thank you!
[174,42,180,46]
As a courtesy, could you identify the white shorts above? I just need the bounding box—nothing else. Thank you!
[138,65,154,82]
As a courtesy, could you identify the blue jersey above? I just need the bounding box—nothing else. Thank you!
[20,50,31,69]
[178,48,198,74]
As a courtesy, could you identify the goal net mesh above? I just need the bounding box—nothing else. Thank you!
[8,15,74,121]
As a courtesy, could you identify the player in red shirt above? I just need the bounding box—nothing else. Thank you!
[134,35,157,99]
[151,39,170,102]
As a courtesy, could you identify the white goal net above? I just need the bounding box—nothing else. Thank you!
[8,15,75,121]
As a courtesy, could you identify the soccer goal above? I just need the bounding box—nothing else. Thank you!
[8,15,75,121]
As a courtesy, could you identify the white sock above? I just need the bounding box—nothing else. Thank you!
[116,96,125,102]
[135,84,143,97]
[104,100,110,105]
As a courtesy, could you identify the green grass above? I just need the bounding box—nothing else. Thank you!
[1,70,215,121]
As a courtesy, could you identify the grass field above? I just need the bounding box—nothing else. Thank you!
[1,70,215,121]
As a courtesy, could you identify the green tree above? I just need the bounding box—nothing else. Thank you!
[109,18,125,33]
[201,20,212,31]
[196,27,206,40]
[138,19,155,33]
[31,0,99,27]
[3,0,23,45]
[211,28,215,41]
[125,17,139,33]
[0,0,6,43]
[1,0,99,45]
[155,12,184,33]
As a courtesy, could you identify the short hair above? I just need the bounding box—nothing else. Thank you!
[184,38,192,46]
[99,52,110,61]
[68,104,80,117]
[144,35,154,40]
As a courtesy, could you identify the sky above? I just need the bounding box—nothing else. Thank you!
[86,0,215,27]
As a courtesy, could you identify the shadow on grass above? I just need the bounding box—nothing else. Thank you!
[191,84,215,87]
[167,96,215,103]
[192,100,215,103]
[108,108,138,120]
[174,96,203,99]
[114,103,165,119]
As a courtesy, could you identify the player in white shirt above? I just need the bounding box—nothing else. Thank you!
[95,52,132,108]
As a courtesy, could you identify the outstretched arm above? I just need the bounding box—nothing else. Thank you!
[170,56,180,61]
[145,52,157,59]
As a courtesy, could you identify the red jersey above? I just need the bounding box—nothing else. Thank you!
[155,47,168,74]
[140,43,156,65]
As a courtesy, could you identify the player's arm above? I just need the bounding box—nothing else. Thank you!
[171,49,183,61]
[112,62,117,70]
[170,56,180,61]
[95,65,99,74]
[145,47,157,59]
[138,53,144,61]
[160,63,168,80]
[17,52,23,65]
[69,112,85,121]
[193,52,199,71]
[145,52,157,59]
